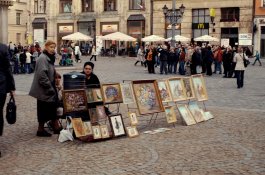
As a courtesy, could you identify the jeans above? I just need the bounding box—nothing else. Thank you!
[179,61,185,75]
[0,94,7,136]
[26,63,31,73]
[173,61,178,74]
[160,60,167,74]
[236,70,244,88]
[214,61,222,73]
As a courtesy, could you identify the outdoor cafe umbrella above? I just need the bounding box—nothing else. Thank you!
[194,35,219,42]
[142,35,166,42]
[101,32,136,42]
[62,32,93,41]
[166,35,190,42]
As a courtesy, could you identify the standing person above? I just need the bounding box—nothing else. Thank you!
[29,40,61,137]
[19,49,26,74]
[90,45,97,61]
[146,46,156,74]
[158,45,168,74]
[201,45,207,73]
[25,49,32,74]
[135,46,144,66]
[0,43,16,155]
[252,50,262,66]
[179,47,186,75]
[74,43,81,63]
[233,46,249,88]
[191,47,202,75]
[223,46,233,78]
[206,46,214,76]
[167,47,175,74]
[172,47,179,74]
[213,46,223,74]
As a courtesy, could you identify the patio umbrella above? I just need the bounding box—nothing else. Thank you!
[142,35,166,42]
[194,35,219,42]
[166,35,191,42]
[101,32,136,42]
[62,32,93,41]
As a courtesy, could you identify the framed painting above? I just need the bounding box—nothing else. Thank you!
[182,77,196,100]
[157,79,173,103]
[62,89,88,113]
[204,111,214,121]
[164,106,177,124]
[96,105,107,120]
[71,118,86,137]
[132,80,164,115]
[168,78,187,102]
[85,88,94,103]
[101,83,123,104]
[120,82,135,104]
[188,101,205,123]
[191,74,208,101]
[109,114,126,137]
[128,112,138,126]
[92,125,102,139]
[100,125,110,139]
[126,126,139,138]
[89,108,98,124]
[83,121,93,135]
[92,88,103,102]
[177,104,196,126]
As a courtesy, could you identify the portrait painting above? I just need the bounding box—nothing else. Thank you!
[89,108,98,124]
[96,105,107,120]
[92,88,103,102]
[157,80,173,103]
[177,104,196,126]
[128,112,138,126]
[101,83,123,104]
[126,126,139,138]
[71,118,86,137]
[191,74,208,101]
[83,121,92,135]
[168,78,187,102]
[120,83,135,104]
[182,77,195,100]
[164,106,177,124]
[100,125,110,139]
[63,89,87,113]
[92,125,102,139]
[132,80,164,115]
[204,111,214,121]
[109,114,126,137]
[188,101,205,123]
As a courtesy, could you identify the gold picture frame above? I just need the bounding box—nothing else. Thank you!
[62,89,88,113]
[71,118,86,137]
[100,125,110,139]
[126,126,139,138]
[92,125,102,139]
[182,77,196,100]
[188,101,205,123]
[101,83,123,104]
[120,82,135,104]
[164,106,177,124]
[83,121,93,136]
[128,112,138,126]
[191,74,208,101]
[177,104,196,126]
[157,79,173,103]
[168,77,187,102]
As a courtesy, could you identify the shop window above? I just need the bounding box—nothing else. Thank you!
[59,0,72,13]
[129,0,145,10]
[127,20,145,42]
[221,8,239,22]
[82,0,93,12]
[192,9,209,38]
[104,0,116,11]
[16,13,21,25]
[34,0,46,14]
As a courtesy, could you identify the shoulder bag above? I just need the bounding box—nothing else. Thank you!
[6,95,16,124]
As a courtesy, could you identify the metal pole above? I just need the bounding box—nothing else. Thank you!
[171,0,176,48]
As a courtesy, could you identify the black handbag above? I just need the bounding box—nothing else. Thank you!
[6,95,16,124]
[243,54,250,67]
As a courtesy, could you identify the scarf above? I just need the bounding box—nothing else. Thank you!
[43,50,56,65]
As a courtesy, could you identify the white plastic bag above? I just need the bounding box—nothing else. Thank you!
[58,116,74,143]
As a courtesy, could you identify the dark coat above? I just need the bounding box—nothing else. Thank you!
[82,72,100,88]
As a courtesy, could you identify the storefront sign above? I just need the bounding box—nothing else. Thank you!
[239,33,252,46]
[101,24,118,34]
[221,38,230,47]
[59,26,73,33]
[192,23,209,29]
[33,29,44,45]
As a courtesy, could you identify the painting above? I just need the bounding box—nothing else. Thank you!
[120,83,135,104]
[128,112,138,126]
[164,106,177,124]
[157,80,173,103]
[92,88,103,102]
[132,80,164,115]
[204,111,214,121]
[191,74,208,101]
[109,114,126,137]
[71,118,86,137]
[177,104,196,126]
[126,126,139,138]
[101,83,123,104]
[62,89,87,113]
[96,105,107,120]
[85,89,94,103]
[182,77,195,100]
[83,121,93,135]
[89,108,98,124]
[188,101,205,123]
[92,125,102,139]
[100,125,110,139]
[168,78,187,102]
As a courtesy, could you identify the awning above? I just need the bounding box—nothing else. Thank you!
[127,14,145,21]
[32,18,47,24]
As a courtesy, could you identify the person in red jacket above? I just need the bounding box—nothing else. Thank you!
[213,46,223,74]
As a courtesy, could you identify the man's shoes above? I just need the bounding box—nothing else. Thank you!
[37,130,52,137]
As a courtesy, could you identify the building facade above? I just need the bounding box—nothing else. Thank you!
[254,0,265,57]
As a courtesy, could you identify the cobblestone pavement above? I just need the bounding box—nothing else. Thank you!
[0,56,265,175]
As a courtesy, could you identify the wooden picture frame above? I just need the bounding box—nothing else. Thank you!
[62,89,88,113]
[92,125,102,139]
[83,121,93,135]
[164,106,177,124]
[71,118,86,137]
[120,82,135,104]
[132,80,164,115]
[128,112,138,126]
[182,77,196,100]
[109,114,126,137]
[191,74,208,101]
[157,79,173,103]
[188,101,205,123]
[177,104,196,126]
[85,88,94,103]
[96,105,107,120]
[100,125,110,138]
[168,77,187,102]
[92,88,103,102]
[126,126,139,138]
[204,111,214,120]
[101,83,123,104]
[89,108,98,124]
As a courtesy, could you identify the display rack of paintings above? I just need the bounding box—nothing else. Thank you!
[182,77,196,100]
[177,104,196,126]
[164,106,177,124]
[157,79,173,103]
[188,101,205,123]
[109,114,126,137]
[168,78,187,102]
[191,74,208,102]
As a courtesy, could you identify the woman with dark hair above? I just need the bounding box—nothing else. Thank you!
[82,61,100,88]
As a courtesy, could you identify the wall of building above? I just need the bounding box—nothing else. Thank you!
[254,0,265,57]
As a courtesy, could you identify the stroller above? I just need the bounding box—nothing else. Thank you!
[59,54,73,66]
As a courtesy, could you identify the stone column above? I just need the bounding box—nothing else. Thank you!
[0,0,13,44]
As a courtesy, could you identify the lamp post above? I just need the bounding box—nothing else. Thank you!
[163,0,185,47]
[210,8,216,32]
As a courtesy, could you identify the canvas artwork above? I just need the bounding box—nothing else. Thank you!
[192,74,208,101]
[89,108,98,124]
[100,125,110,138]
[120,83,135,104]
[164,106,177,124]
[188,101,205,123]
[85,89,94,103]
[132,80,164,115]
[177,104,196,126]
[63,90,87,113]
[204,111,214,120]
[71,118,86,137]
[109,114,126,137]
[126,126,139,138]
[83,121,93,135]
[96,105,107,120]
[128,112,138,126]
[157,80,173,103]
[102,83,123,104]
[168,78,187,102]
[92,125,102,139]
[92,88,103,102]
[182,77,195,100]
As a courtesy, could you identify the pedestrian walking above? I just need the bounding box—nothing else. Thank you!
[222,46,233,78]
[25,50,32,74]
[74,43,81,63]
[135,46,144,66]
[90,45,97,61]
[252,50,262,66]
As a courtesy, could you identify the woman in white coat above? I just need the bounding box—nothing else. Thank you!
[74,43,81,63]
[90,45,97,61]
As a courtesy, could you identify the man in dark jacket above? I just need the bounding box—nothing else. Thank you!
[158,45,168,74]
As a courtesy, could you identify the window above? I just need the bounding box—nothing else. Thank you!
[59,0,72,13]
[192,9,209,38]
[127,20,145,41]
[104,0,116,11]
[34,0,46,14]
[221,8,239,22]
[129,0,145,10]
[262,0,265,7]
[82,0,93,12]
[16,13,21,25]
[16,33,21,44]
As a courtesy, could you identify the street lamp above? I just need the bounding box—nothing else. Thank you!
[163,1,185,47]
[210,8,216,32]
